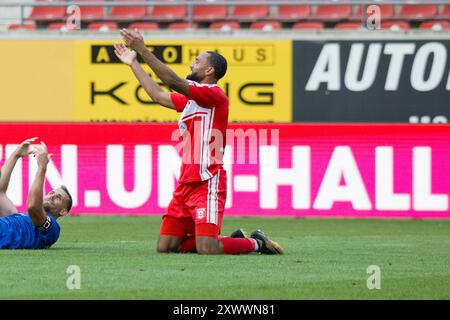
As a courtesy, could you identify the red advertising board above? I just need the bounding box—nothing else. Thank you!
[1,123,449,218]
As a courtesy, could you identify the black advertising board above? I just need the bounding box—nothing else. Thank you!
[293,40,450,123]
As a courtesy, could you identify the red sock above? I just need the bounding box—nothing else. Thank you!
[180,235,196,253]
[219,237,255,254]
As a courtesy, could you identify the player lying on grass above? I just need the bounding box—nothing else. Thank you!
[0,137,72,249]
[115,29,283,255]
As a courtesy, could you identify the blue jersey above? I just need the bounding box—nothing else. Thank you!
[0,213,60,249]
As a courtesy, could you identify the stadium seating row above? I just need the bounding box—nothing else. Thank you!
[8,20,450,31]
[24,1,450,21]
[5,0,450,31]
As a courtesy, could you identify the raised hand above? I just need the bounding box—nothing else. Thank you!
[15,137,38,157]
[114,43,138,66]
[30,141,52,168]
[120,28,146,54]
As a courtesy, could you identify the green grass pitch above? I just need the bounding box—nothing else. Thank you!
[1,215,450,299]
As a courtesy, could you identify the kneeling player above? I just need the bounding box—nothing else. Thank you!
[115,29,283,255]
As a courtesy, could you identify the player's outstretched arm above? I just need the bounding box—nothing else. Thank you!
[0,137,38,216]
[27,142,51,227]
[120,29,190,97]
[114,44,175,110]
[0,137,37,193]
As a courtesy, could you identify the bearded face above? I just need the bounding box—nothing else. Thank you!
[187,52,213,83]
[186,72,201,82]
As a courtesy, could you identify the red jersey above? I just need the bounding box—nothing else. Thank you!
[170,81,229,183]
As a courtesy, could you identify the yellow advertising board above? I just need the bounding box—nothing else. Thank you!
[74,40,292,122]
[0,39,292,122]
[0,40,74,121]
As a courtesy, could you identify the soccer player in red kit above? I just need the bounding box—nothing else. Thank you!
[115,29,283,255]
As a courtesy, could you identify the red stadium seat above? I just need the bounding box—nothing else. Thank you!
[209,21,240,31]
[46,21,77,31]
[87,22,119,31]
[313,5,352,20]
[419,21,450,31]
[150,0,187,20]
[398,5,437,19]
[231,2,270,21]
[440,5,450,18]
[28,0,66,21]
[250,21,282,31]
[193,0,228,22]
[277,4,310,21]
[128,22,159,31]
[292,22,325,30]
[109,0,147,20]
[335,22,363,30]
[352,5,395,20]
[167,22,198,30]
[76,0,106,21]
[380,21,410,31]
[8,23,37,31]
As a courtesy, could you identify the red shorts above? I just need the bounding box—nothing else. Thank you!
[160,169,227,238]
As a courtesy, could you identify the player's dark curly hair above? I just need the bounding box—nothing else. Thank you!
[61,185,73,213]
[207,51,227,81]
